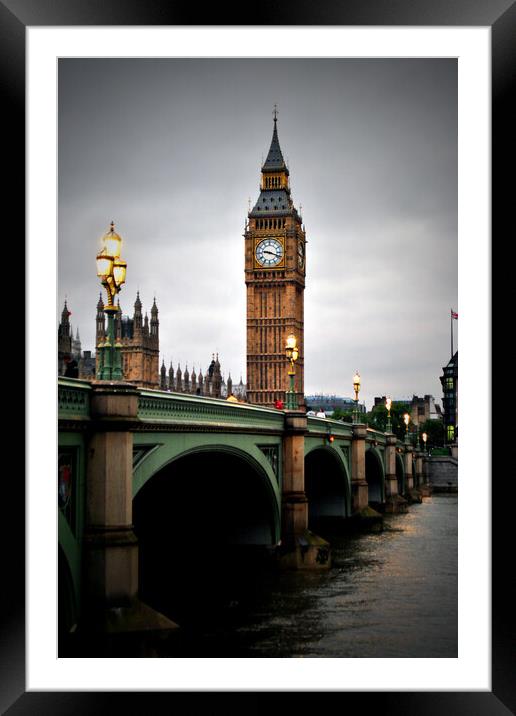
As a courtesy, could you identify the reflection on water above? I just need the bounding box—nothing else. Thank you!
[153,495,457,658]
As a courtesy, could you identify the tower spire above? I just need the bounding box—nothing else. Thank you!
[262,109,287,173]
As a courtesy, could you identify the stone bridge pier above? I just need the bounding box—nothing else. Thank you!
[404,443,414,491]
[82,382,176,645]
[280,410,331,569]
[384,434,408,513]
[351,424,368,511]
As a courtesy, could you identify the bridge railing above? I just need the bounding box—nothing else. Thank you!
[57,380,413,451]
[305,419,411,451]
[137,388,285,433]
[307,416,353,438]
[58,378,92,421]
[366,427,388,446]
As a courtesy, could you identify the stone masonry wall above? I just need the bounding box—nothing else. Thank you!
[427,456,458,492]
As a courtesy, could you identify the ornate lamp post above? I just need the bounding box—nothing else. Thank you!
[422,431,429,485]
[96,222,127,381]
[385,396,392,433]
[403,412,411,444]
[352,371,361,424]
[285,333,299,410]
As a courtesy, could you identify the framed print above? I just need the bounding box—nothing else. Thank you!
[4,0,514,711]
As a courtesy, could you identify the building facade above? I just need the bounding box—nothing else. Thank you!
[59,296,245,395]
[57,300,72,375]
[374,394,442,427]
[159,354,247,400]
[58,300,96,379]
[440,351,458,443]
[245,113,306,407]
[408,394,442,426]
[96,292,160,389]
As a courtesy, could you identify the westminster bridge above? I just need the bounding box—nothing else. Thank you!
[58,377,428,642]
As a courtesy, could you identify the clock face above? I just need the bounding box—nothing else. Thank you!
[255,238,284,268]
[297,241,305,269]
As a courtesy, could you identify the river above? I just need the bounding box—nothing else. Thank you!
[152,493,457,658]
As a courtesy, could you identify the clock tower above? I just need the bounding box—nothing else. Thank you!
[245,111,306,407]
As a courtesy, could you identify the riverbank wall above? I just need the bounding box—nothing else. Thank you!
[426,456,458,493]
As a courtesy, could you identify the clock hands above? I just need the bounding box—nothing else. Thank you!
[256,239,283,266]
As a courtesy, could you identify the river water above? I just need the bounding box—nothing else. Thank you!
[153,494,457,658]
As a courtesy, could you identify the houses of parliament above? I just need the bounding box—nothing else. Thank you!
[58,113,303,408]
[57,294,246,400]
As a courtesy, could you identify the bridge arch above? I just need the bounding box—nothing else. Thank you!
[396,452,406,495]
[132,444,281,622]
[133,438,279,504]
[365,446,385,506]
[304,445,352,528]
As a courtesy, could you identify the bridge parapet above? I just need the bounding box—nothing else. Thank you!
[307,417,353,438]
[366,427,387,446]
[58,378,92,421]
[137,389,284,433]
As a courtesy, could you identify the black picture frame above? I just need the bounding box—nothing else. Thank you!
[6,0,513,712]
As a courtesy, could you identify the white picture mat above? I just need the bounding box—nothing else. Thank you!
[27,26,490,691]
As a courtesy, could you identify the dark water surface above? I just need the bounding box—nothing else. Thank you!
[154,494,457,658]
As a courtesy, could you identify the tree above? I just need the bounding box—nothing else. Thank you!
[330,407,353,423]
[365,402,410,441]
[418,419,445,450]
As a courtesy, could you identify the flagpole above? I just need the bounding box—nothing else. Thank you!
[450,309,453,360]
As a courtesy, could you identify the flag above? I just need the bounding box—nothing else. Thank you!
[451,310,458,319]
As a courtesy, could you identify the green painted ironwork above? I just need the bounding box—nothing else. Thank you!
[98,309,123,381]
[366,428,387,447]
[285,372,297,410]
[137,389,284,432]
[58,379,92,420]
[306,417,353,438]
[58,431,87,621]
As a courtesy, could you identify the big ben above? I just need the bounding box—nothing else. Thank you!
[245,110,306,407]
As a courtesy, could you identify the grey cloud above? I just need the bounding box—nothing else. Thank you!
[59,57,457,408]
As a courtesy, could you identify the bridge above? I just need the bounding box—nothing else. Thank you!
[58,377,428,643]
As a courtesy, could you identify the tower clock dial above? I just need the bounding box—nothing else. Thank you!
[255,237,284,268]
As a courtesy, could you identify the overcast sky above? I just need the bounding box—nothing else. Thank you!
[58,58,457,410]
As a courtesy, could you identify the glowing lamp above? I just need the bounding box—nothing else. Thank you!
[285,333,297,360]
[113,259,127,288]
[102,222,122,258]
[96,254,113,279]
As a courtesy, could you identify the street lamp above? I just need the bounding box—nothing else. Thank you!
[422,431,428,455]
[422,431,429,484]
[285,333,299,410]
[385,396,392,433]
[353,371,361,424]
[96,222,127,381]
[403,412,411,444]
